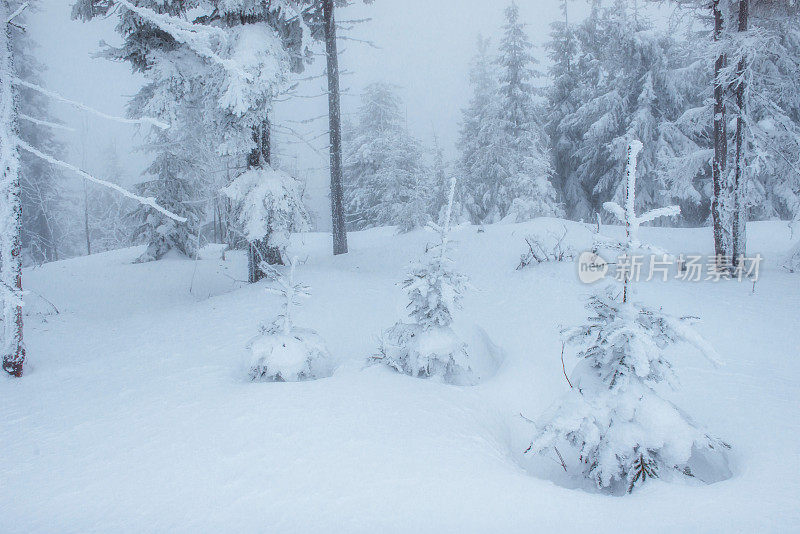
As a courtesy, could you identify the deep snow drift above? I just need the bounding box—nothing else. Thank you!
[2,219,799,532]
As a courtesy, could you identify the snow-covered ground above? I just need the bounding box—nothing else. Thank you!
[2,219,799,533]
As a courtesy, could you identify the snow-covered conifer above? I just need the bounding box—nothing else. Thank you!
[495,2,561,222]
[527,141,729,494]
[343,83,427,231]
[457,35,503,223]
[74,0,305,264]
[248,258,334,382]
[223,166,308,267]
[458,6,561,225]
[86,143,136,253]
[375,176,475,383]
[560,2,703,222]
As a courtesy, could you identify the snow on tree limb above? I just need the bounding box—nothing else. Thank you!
[18,113,75,132]
[12,78,169,130]
[17,140,187,223]
[114,0,250,82]
[5,2,28,24]
[639,206,682,225]
[602,201,626,224]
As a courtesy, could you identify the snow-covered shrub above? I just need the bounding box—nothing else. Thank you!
[247,259,333,382]
[527,141,729,494]
[374,177,475,384]
[377,323,470,381]
[784,226,800,272]
[785,243,800,272]
[516,227,575,270]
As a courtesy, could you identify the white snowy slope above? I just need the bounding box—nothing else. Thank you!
[1,220,799,533]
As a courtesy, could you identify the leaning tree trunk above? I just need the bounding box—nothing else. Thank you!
[732,0,749,266]
[1,2,25,377]
[711,0,728,265]
[323,0,348,256]
[247,118,283,283]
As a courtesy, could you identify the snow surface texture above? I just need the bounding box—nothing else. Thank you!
[1,219,799,532]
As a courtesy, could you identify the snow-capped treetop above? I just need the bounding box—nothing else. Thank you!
[264,257,310,336]
[601,140,680,253]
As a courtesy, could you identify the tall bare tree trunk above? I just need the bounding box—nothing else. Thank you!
[732,0,749,266]
[1,2,25,377]
[711,0,728,264]
[323,0,348,256]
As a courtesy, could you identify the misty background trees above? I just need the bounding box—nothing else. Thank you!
[8,0,800,269]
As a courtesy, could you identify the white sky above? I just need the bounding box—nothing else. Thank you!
[28,1,667,230]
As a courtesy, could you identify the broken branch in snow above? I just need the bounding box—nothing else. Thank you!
[12,78,169,129]
[17,139,187,223]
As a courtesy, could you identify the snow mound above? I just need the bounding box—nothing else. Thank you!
[248,326,334,382]
[375,323,479,385]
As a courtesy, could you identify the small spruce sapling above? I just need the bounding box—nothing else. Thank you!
[374,176,474,383]
[248,257,333,382]
[527,140,729,494]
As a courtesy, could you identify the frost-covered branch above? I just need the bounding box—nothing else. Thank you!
[18,113,75,132]
[17,140,187,223]
[12,78,169,129]
[115,0,249,81]
[6,2,28,23]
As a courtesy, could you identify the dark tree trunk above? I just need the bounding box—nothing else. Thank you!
[247,118,283,283]
[323,0,348,256]
[732,0,748,266]
[711,0,728,264]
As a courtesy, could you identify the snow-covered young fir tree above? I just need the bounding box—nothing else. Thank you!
[527,140,729,494]
[343,82,427,232]
[248,258,334,382]
[374,176,475,384]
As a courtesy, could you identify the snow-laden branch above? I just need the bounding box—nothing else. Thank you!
[19,113,75,132]
[17,139,187,223]
[638,206,681,225]
[6,2,28,23]
[12,78,169,129]
[115,0,250,82]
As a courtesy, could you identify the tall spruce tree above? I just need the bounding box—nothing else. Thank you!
[458,35,503,223]
[494,1,561,222]
[557,1,696,222]
[458,6,561,225]
[343,82,426,231]
[74,0,312,271]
